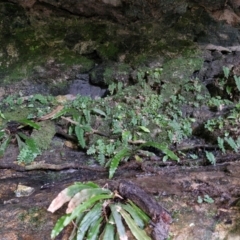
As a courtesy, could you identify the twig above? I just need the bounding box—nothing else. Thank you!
[25,163,107,172]
[61,116,108,137]
[176,144,218,151]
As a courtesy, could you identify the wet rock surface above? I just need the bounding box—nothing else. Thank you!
[69,74,107,99]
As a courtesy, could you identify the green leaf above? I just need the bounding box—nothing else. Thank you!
[17,132,29,140]
[25,138,41,154]
[76,202,102,240]
[203,194,214,204]
[16,134,26,151]
[17,145,41,164]
[67,188,112,213]
[16,134,41,164]
[205,151,216,165]
[75,125,86,148]
[217,137,225,153]
[83,109,91,123]
[0,136,10,157]
[141,142,179,161]
[119,207,151,240]
[122,131,132,144]
[69,213,85,240]
[18,119,40,130]
[63,194,113,230]
[82,124,92,132]
[225,136,238,152]
[138,126,150,133]
[51,108,69,119]
[92,108,107,117]
[102,215,115,240]
[51,214,70,239]
[32,94,48,104]
[234,75,240,92]
[197,196,203,204]
[109,148,130,179]
[223,66,230,79]
[128,200,150,223]
[0,130,5,140]
[86,216,103,240]
[110,204,127,240]
[48,182,99,213]
[120,203,145,228]
[0,110,5,119]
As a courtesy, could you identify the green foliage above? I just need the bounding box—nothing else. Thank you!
[205,151,216,165]
[18,119,40,130]
[109,148,130,179]
[217,137,225,153]
[2,61,240,176]
[224,136,240,152]
[16,135,41,164]
[75,125,86,149]
[0,135,11,157]
[223,66,230,79]
[197,195,214,204]
[207,96,232,108]
[141,142,179,161]
[48,182,151,240]
[204,117,224,132]
[234,75,240,92]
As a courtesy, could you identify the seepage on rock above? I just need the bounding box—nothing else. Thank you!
[69,73,107,99]
[118,180,172,240]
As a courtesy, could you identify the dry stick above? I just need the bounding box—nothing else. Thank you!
[61,116,109,137]
[24,163,107,172]
[176,144,218,151]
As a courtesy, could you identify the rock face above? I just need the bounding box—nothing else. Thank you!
[0,0,240,94]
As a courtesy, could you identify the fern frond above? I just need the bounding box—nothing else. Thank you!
[141,141,179,161]
[75,125,86,149]
[109,148,130,179]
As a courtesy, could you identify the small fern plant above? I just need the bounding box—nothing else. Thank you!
[108,141,179,179]
[48,182,151,240]
[0,119,42,164]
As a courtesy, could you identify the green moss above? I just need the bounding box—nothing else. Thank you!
[57,51,94,71]
[97,42,119,61]
[3,108,32,122]
[31,121,56,150]
[18,207,47,230]
[103,66,115,84]
[130,54,148,67]
[81,22,109,42]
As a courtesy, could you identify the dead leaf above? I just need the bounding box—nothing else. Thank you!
[47,188,72,213]
[64,140,78,149]
[38,105,64,121]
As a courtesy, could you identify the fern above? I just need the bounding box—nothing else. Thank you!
[109,148,130,179]
[205,151,216,165]
[16,135,41,164]
[75,125,86,149]
[223,66,230,79]
[217,137,225,153]
[17,145,41,164]
[224,137,238,152]
[97,153,105,166]
[141,141,179,161]
[234,75,240,92]
[0,136,10,157]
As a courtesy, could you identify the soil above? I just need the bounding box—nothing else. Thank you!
[0,137,240,240]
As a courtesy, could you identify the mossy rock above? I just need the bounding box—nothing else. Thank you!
[90,63,132,86]
[31,121,56,151]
